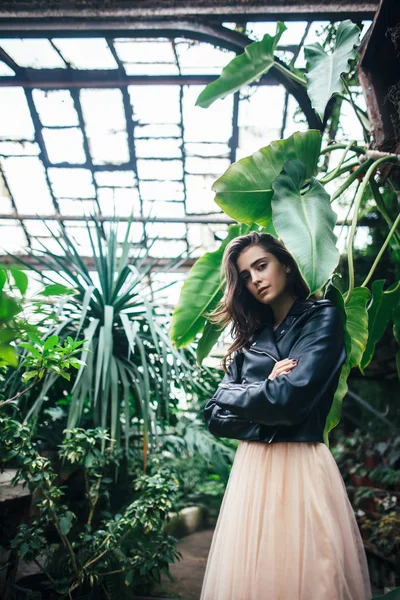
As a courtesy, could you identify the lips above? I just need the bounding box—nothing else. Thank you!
[258,286,270,296]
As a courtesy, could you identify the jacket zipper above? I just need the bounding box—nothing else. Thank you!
[218,382,262,390]
[249,347,278,362]
[217,413,243,419]
[268,428,279,443]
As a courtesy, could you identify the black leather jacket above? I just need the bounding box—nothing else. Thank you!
[204,298,347,444]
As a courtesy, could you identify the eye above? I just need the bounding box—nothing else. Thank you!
[257,262,267,270]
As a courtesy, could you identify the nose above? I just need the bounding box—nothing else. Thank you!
[251,271,262,285]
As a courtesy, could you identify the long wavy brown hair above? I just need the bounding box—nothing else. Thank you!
[207,232,322,372]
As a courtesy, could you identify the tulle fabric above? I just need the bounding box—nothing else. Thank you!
[200,440,371,600]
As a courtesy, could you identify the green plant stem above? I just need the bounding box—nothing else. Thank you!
[319,140,358,184]
[338,181,360,241]
[42,487,80,579]
[369,179,400,246]
[345,156,398,306]
[272,60,307,87]
[361,214,400,287]
[321,143,366,156]
[331,160,373,203]
[1,376,40,407]
[33,558,58,588]
[320,160,361,184]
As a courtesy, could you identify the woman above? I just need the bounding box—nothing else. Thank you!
[200,232,371,600]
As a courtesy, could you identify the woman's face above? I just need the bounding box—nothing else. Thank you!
[236,244,290,305]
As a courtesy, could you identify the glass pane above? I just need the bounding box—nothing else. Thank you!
[135,138,181,159]
[0,39,66,69]
[81,89,126,132]
[237,86,285,158]
[0,141,39,156]
[33,90,79,127]
[129,85,181,124]
[95,170,136,187]
[185,174,218,214]
[0,61,14,76]
[2,156,55,214]
[57,199,99,216]
[146,222,186,239]
[148,239,187,258]
[52,38,118,70]
[42,127,86,164]
[115,39,176,63]
[183,86,233,142]
[81,89,129,165]
[88,132,130,166]
[282,95,308,138]
[140,180,184,201]
[124,62,179,75]
[0,220,28,251]
[0,88,35,140]
[185,156,230,176]
[23,219,60,236]
[48,168,95,198]
[143,200,185,219]
[185,142,230,158]
[137,159,183,181]
[175,39,235,74]
[136,123,181,138]
[97,187,141,217]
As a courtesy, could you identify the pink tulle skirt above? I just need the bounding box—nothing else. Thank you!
[200,440,372,600]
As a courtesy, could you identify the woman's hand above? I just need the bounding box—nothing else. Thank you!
[268,358,298,381]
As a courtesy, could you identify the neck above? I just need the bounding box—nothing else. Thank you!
[270,294,297,329]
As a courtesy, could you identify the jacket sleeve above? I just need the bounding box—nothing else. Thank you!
[204,351,263,440]
[210,305,347,427]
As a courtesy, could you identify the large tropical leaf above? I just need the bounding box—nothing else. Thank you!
[212,130,321,226]
[360,279,400,373]
[196,22,287,108]
[304,20,360,119]
[170,223,248,348]
[324,286,370,443]
[271,159,339,294]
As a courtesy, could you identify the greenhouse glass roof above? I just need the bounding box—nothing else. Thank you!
[0,20,370,294]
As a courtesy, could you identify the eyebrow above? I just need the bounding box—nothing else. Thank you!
[239,257,267,276]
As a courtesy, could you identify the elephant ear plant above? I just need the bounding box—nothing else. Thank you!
[5,216,212,469]
[170,20,400,449]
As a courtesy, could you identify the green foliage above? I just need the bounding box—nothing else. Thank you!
[20,335,86,383]
[0,417,181,599]
[304,20,361,119]
[271,158,339,294]
[196,22,292,108]
[6,216,212,458]
[0,266,63,368]
[212,129,321,226]
[360,279,400,373]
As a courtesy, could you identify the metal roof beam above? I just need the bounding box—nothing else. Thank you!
[0,72,282,89]
[0,213,380,226]
[0,2,378,23]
